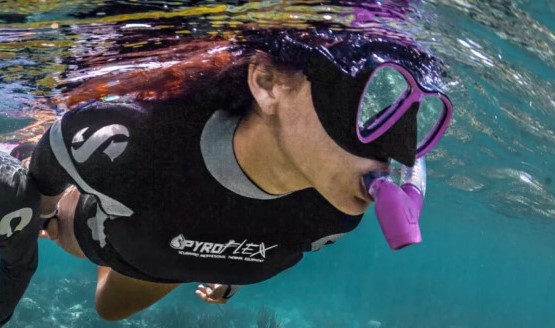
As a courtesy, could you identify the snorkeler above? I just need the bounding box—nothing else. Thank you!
[0,151,43,327]
[27,29,452,320]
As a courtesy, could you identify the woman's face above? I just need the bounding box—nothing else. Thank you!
[273,75,390,215]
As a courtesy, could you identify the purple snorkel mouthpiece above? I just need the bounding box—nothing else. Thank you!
[363,157,427,250]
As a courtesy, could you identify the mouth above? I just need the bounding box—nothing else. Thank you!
[358,176,374,202]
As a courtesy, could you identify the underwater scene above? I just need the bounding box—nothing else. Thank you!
[1,0,555,327]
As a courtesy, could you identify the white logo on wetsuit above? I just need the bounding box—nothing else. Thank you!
[71,125,129,163]
[170,234,278,263]
[0,208,33,238]
[86,204,116,248]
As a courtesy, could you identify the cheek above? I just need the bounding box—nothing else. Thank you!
[290,88,330,145]
[278,84,348,167]
[279,96,330,164]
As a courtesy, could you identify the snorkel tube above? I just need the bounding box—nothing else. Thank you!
[363,157,427,250]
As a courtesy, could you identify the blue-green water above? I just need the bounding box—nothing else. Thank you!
[1,1,555,327]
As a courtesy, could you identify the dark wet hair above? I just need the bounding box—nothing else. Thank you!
[242,29,445,90]
[58,28,444,116]
[57,39,253,114]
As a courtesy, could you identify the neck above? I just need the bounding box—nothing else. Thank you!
[233,111,310,195]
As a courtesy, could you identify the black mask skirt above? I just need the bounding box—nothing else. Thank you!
[305,50,417,167]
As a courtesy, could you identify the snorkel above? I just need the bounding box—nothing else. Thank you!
[363,158,426,250]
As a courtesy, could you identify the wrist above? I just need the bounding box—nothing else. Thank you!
[223,284,242,299]
[40,209,58,230]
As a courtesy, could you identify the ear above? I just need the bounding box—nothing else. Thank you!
[248,63,279,115]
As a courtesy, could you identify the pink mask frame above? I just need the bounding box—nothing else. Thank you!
[355,62,453,158]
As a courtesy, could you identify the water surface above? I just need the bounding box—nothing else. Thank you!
[1,1,554,327]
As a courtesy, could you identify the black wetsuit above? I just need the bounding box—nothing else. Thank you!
[0,153,41,326]
[30,99,362,284]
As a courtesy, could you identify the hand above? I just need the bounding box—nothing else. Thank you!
[195,283,230,304]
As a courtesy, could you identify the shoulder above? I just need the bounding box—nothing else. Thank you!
[0,152,25,182]
[44,100,152,182]
[0,152,36,200]
[62,99,151,123]
[56,100,154,152]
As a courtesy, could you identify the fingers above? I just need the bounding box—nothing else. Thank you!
[195,284,227,304]
[21,157,31,170]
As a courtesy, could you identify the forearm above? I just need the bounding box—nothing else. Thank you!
[0,224,39,326]
[0,219,40,322]
[95,267,180,321]
[0,313,12,327]
[29,125,73,218]
[0,152,42,326]
[0,248,38,325]
[29,125,73,199]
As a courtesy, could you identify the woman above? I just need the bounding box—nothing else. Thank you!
[29,29,453,320]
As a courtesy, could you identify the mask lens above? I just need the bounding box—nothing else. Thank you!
[417,96,445,148]
[358,67,409,136]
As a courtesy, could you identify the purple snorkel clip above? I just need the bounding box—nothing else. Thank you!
[363,157,427,250]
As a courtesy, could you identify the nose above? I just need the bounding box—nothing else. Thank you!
[372,103,418,167]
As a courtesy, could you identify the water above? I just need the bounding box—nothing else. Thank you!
[1,1,555,327]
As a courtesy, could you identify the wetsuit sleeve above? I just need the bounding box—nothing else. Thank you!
[29,124,73,196]
[310,233,346,252]
[0,225,39,326]
[0,153,42,326]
